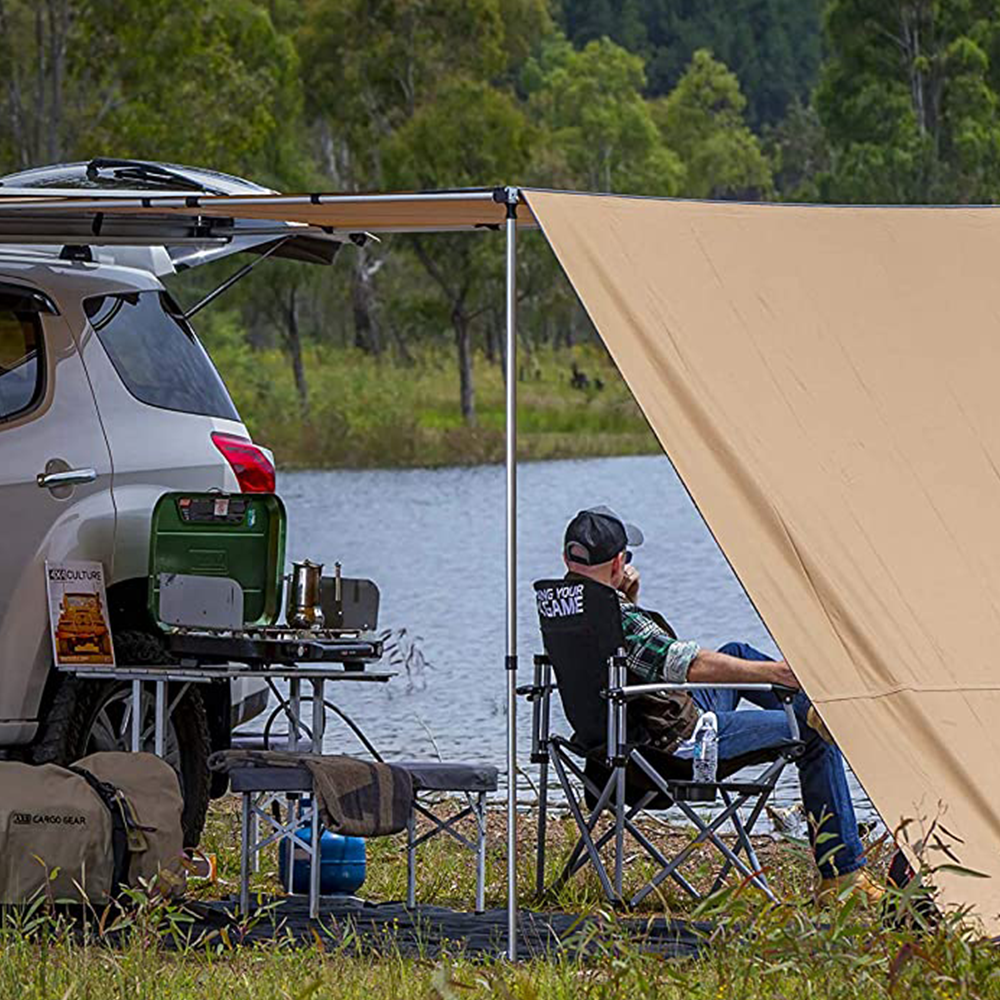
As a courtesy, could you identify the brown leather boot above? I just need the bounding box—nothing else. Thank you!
[817,868,885,907]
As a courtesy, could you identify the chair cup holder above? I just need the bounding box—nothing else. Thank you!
[671,781,717,803]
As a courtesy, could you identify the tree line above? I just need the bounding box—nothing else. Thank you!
[1,1,998,427]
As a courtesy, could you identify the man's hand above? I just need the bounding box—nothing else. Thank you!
[768,660,800,690]
[619,565,641,603]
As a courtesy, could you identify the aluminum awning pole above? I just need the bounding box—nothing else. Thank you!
[503,186,519,962]
[0,189,503,212]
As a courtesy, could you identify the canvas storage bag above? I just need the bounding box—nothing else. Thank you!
[0,762,114,904]
[0,751,185,905]
[73,751,187,896]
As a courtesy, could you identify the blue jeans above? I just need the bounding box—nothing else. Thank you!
[689,642,865,878]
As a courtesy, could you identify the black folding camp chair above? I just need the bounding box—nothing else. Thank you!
[524,577,805,908]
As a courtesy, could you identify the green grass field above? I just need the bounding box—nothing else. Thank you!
[1,797,996,1000]
[206,334,660,469]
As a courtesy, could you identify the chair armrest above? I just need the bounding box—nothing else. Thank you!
[770,683,799,701]
[516,683,557,698]
[611,682,803,742]
[616,681,778,699]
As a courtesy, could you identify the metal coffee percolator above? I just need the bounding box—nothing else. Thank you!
[288,559,324,629]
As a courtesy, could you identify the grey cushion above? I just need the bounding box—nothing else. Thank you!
[395,761,498,793]
[229,765,312,793]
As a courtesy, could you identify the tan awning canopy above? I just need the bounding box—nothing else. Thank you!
[0,187,536,234]
[524,189,1000,931]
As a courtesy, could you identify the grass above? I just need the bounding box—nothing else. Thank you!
[204,328,659,469]
[1,797,998,999]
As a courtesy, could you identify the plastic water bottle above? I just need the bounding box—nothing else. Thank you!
[692,711,718,783]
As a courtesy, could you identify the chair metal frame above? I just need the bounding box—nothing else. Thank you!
[524,652,803,909]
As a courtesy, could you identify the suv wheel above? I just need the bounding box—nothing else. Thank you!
[32,630,211,846]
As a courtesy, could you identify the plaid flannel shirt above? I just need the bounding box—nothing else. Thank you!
[619,594,701,684]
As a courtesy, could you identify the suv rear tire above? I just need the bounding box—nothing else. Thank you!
[32,630,211,846]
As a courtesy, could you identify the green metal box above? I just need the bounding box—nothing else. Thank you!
[148,492,287,628]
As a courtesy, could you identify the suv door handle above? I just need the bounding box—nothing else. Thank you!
[37,468,97,489]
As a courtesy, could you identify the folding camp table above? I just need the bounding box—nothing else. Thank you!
[55,657,393,757]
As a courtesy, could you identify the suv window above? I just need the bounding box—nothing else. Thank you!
[84,291,239,420]
[0,293,44,422]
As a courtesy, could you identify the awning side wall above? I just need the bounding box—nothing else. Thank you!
[525,189,1000,931]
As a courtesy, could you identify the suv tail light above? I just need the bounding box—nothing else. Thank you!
[211,433,275,493]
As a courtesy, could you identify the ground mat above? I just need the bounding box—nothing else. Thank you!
[189,897,706,960]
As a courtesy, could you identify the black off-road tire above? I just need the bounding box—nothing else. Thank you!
[32,630,211,847]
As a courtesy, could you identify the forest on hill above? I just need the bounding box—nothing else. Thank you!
[2,1,998,465]
[558,0,824,127]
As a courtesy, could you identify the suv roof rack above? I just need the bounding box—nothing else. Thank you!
[85,159,212,192]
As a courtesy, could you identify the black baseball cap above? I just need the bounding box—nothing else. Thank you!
[563,505,644,566]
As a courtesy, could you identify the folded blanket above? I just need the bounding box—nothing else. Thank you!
[209,750,413,837]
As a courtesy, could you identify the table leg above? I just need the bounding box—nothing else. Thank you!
[406,810,417,908]
[286,801,297,895]
[240,792,251,914]
[250,808,260,874]
[154,680,166,758]
[288,679,301,752]
[309,679,325,916]
[309,797,321,919]
[287,676,302,892]
[130,680,142,752]
[475,791,487,914]
[310,678,325,755]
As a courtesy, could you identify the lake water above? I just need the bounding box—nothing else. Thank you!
[268,455,874,822]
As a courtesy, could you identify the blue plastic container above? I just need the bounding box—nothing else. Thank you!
[279,825,367,896]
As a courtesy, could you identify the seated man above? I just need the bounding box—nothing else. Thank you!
[562,505,880,904]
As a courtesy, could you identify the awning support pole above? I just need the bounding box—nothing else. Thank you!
[503,186,519,962]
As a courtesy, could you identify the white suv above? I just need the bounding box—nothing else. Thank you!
[0,160,341,843]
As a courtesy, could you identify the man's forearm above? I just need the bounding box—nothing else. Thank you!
[687,649,796,687]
